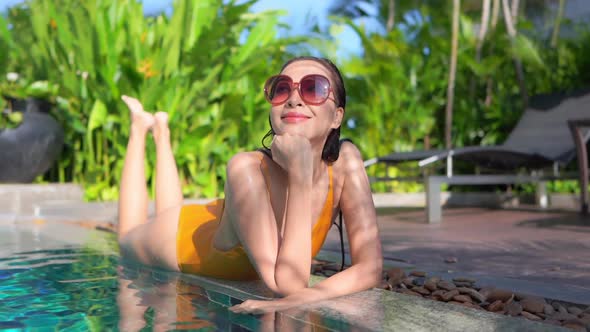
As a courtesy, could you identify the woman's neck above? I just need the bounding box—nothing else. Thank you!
[310,143,328,185]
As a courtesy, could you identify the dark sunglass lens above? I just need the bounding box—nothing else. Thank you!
[270,78,291,104]
[301,76,329,104]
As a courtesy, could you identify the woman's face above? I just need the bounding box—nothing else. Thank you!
[268,60,344,144]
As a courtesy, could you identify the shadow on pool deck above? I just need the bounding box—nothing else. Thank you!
[321,206,590,305]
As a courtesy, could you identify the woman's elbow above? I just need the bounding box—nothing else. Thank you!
[261,274,307,297]
[363,258,383,288]
[272,267,309,296]
[371,264,383,287]
[274,278,308,297]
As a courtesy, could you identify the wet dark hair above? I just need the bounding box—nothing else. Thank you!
[261,56,346,163]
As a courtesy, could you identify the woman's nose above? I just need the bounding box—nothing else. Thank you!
[286,88,303,107]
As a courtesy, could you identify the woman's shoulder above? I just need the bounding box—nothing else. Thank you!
[227,151,265,172]
[333,140,365,174]
[338,140,362,158]
[336,140,363,164]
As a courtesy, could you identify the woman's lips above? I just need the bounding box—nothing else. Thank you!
[281,112,310,123]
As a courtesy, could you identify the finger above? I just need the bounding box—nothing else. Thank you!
[229,305,242,313]
[253,308,266,314]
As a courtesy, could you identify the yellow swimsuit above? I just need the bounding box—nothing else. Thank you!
[176,154,334,281]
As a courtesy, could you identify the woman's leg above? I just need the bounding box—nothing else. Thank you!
[118,95,155,241]
[153,112,183,215]
[117,97,181,271]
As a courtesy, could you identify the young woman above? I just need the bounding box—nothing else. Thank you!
[117,56,383,314]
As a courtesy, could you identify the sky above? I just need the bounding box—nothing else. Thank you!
[0,0,365,58]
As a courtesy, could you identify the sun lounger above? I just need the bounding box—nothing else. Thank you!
[366,89,590,223]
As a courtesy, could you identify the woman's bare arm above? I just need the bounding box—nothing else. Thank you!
[230,142,382,313]
[225,151,313,296]
[282,142,383,301]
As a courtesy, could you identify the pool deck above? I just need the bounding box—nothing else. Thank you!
[320,206,590,306]
[1,184,587,331]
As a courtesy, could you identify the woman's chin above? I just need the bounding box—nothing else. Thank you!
[276,126,309,136]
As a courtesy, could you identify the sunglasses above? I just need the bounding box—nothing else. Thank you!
[264,74,336,106]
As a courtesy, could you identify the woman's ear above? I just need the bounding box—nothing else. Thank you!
[331,107,344,129]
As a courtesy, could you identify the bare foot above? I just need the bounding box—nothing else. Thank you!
[153,112,169,141]
[122,95,155,132]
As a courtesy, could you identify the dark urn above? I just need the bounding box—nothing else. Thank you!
[0,97,64,183]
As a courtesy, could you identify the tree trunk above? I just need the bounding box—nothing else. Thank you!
[476,0,491,63]
[502,0,528,107]
[445,0,460,149]
[485,0,501,106]
[551,0,566,48]
[491,0,500,30]
[470,0,491,99]
[386,0,395,32]
[510,0,520,24]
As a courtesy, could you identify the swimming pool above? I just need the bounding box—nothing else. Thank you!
[0,219,366,331]
[1,216,563,332]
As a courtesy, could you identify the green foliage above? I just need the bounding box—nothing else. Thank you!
[0,77,59,100]
[325,2,590,193]
[0,110,23,128]
[1,0,588,197]
[1,0,296,200]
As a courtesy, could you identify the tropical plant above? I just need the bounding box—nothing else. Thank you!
[0,73,59,101]
[325,0,589,193]
[1,0,300,200]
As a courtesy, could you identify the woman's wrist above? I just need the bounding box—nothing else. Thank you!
[287,171,312,187]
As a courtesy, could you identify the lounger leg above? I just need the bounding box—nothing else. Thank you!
[426,176,442,224]
[567,120,589,215]
[536,181,548,209]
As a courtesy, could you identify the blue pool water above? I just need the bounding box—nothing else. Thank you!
[0,246,268,330]
[0,224,359,331]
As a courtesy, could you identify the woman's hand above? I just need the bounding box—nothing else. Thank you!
[270,133,313,181]
[229,298,299,315]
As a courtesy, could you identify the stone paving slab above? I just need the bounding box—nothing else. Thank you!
[322,206,590,306]
[180,273,567,331]
[0,183,84,215]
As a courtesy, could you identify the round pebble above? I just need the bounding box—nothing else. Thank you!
[487,289,513,302]
[520,297,546,314]
[310,258,589,331]
[412,286,431,296]
[457,287,486,303]
[441,289,460,302]
[424,280,438,292]
[488,300,504,312]
[568,306,583,315]
[412,277,426,287]
[521,311,542,321]
[387,268,405,285]
[438,281,457,291]
[505,301,523,316]
[453,294,473,303]
[410,270,426,277]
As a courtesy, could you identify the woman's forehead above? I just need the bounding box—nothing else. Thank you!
[280,60,333,81]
